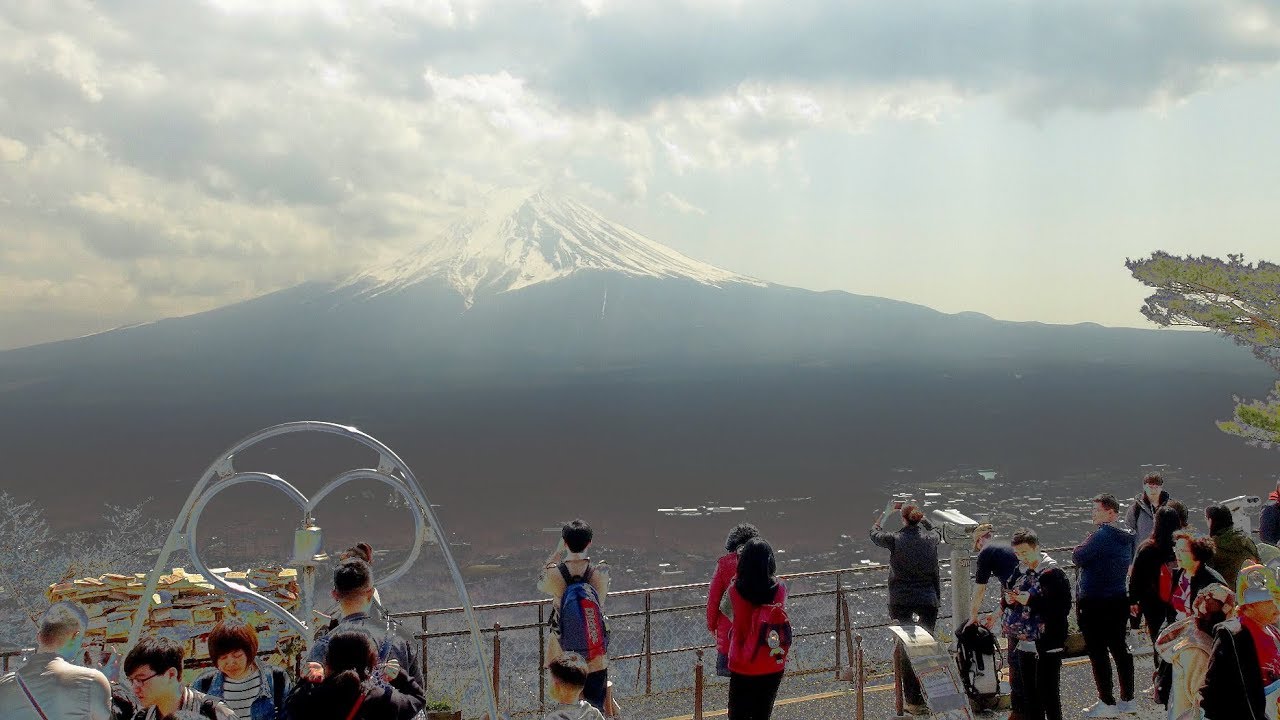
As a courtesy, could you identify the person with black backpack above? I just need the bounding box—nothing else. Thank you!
[718,537,790,720]
[190,618,289,720]
[539,519,612,713]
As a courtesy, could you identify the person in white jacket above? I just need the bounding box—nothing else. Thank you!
[542,654,605,720]
[1156,582,1234,720]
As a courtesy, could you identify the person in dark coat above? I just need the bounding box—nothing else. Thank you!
[1129,506,1181,662]
[1261,481,1280,545]
[1124,473,1171,549]
[1074,494,1137,717]
[1199,563,1280,720]
[286,629,424,720]
[871,501,940,715]
[1206,503,1261,589]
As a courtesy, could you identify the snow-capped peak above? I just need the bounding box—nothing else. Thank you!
[343,190,765,305]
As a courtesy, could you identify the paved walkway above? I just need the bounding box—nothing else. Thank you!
[631,657,1166,720]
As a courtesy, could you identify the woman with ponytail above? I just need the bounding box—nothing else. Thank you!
[718,537,788,720]
[870,501,941,715]
[285,630,424,720]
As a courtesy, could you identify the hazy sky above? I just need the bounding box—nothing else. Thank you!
[3,0,1280,350]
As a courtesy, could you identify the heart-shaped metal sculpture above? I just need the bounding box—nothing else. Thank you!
[124,421,500,718]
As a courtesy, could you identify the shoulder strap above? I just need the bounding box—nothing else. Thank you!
[343,692,367,720]
[13,673,51,720]
[558,561,592,584]
[272,669,286,716]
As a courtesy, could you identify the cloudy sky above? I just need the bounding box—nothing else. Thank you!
[3,0,1280,350]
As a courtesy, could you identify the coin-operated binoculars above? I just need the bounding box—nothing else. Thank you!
[930,508,981,638]
[124,421,501,720]
[1221,495,1262,536]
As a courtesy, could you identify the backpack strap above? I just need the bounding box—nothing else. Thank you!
[271,668,286,719]
[13,673,51,720]
[558,561,592,584]
[343,692,367,720]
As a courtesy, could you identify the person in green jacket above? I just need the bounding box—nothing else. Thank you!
[1205,503,1260,589]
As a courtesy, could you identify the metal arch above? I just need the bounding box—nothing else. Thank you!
[125,421,501,720]
[309,468,427,589]
[183,472,312,641]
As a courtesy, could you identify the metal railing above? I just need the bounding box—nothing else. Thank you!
[2,544,1080,717]
[386,544,1080,716]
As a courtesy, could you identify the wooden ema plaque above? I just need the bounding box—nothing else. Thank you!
[889,624,975,720]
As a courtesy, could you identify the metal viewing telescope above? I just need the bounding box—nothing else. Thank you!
[126,421,501,720]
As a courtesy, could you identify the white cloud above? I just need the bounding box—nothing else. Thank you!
[659,191,706,216]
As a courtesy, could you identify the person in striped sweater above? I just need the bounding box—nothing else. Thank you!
[192,619,290,720]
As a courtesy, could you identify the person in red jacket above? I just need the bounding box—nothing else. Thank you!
[707,523,761,677]
[720,537,789,720]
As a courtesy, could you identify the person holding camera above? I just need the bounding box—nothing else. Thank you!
[870,499,940,716]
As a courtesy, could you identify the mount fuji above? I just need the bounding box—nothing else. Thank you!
[0,190,1274,536]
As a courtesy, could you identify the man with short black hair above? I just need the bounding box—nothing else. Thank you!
[1004,528,1072,720]
[0,602,112,719]
[539,519,611,713]
[306,558,423,689]
[543,653,605,720]
[123,636,235,720]
[1074,494,1137,718]
[1125,473,1170,544]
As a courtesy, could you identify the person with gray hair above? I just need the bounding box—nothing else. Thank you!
[0,601,113,719]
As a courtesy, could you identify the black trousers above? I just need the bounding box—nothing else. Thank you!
[889,603,939,705]
[1077,596,1135,705]
[727,670,784,720]
[1015,648,1064,720]
[582,669,608,711]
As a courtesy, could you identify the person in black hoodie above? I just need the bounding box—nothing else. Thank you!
[1200,563,1280,720]
[1002,528,1072,720]
[286,629,425,720]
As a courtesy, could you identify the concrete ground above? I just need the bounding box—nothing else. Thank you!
[626,656,1167,720]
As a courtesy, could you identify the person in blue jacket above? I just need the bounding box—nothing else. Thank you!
[1073,493,1136,718]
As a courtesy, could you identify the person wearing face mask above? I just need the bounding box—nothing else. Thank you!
[1156,583,1234,720]
[1126,473,1171,552]
[0,601,113,719]
[1199,563,1280,720]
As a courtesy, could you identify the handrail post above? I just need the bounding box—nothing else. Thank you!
[893,641,904,717]
[855,633,865,720]
[693,648,704,720]
[834,572,843,676]
[538,603,547,713]
[644,590,653,695]
[419,615,429,696]
[492,622,502,706]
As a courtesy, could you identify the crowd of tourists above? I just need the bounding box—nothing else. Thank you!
[951,472,1280,720]
[5,473,1280,720]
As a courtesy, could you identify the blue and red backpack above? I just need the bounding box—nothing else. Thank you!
[558,563,610,661]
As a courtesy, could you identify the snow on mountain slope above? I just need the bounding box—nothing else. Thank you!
[343,190,765,305]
